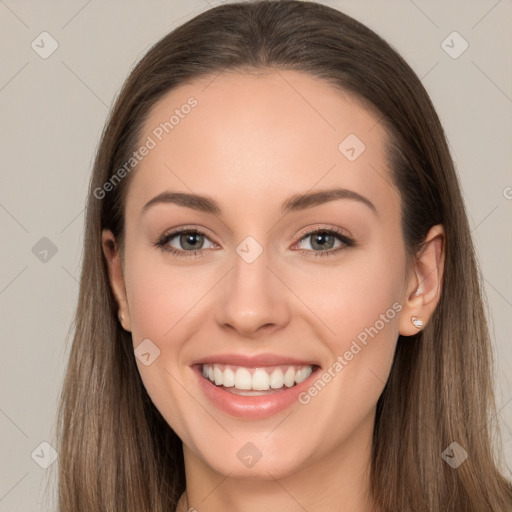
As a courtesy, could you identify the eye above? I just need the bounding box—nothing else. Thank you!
[154,228,217,258]
[154,225,355,259]
[293,227,355,257]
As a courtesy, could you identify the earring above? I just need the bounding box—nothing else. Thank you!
[411,316,423,329]
[414,286,422,296]
[118,312,125,327]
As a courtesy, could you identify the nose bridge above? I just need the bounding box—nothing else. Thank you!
[214,234,290,336]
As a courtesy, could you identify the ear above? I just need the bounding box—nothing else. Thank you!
[398,224,445,336]
[102,229,131,332]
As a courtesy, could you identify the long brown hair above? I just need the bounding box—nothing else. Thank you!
[54,1,512,510]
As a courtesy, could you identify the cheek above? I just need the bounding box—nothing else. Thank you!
[124,248,209,342]
[288,239,405,408]
[291,253,404,437]
[288,243,405,345]
[122,250,208,440]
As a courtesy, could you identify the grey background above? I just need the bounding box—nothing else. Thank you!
[0,0,511,509]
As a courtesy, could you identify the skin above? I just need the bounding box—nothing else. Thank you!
[102,70,445,512]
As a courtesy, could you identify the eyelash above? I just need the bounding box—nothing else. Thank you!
[154,226,355,259]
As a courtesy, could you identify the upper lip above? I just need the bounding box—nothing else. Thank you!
[190,353,320,368]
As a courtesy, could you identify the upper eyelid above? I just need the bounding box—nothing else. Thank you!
[294,224,352,240]
[160,225,217,241]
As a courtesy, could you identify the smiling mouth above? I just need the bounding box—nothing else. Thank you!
[199,363,320,395]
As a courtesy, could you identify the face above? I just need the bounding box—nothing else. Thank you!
[103,70,441,482]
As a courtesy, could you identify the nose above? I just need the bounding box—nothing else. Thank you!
[214,243,291,338]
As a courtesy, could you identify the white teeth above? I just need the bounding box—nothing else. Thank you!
[295,366,312,384]
[223,367,235,387]
[202,363,315,391]
[213,366,223,386]
[270,369,284,389]
[252,369,270,391]
[234,367,252,390]
[284,367,296,387]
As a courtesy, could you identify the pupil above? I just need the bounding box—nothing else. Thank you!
[182,232,202,250]
[313,232,334,250]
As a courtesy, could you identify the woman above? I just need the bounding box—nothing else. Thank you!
[55,1,512,510]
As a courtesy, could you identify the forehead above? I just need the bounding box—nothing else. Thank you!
[125,69,397,219]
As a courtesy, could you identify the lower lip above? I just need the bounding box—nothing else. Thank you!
[192,365,320,419]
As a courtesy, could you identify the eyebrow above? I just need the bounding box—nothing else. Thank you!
[142,187,378,217]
